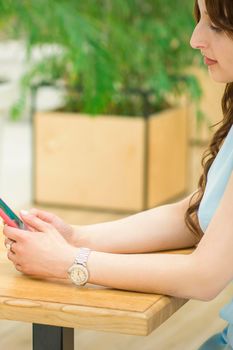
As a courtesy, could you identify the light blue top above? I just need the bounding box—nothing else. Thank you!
[197,124,233,345]
[198,124,233,233]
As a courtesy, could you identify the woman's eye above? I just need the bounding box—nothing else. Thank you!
[210,24,222,33]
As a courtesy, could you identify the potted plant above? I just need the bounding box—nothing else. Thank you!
[0,0,202,212]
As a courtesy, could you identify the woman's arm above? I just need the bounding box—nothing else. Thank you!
[28,191,199,254]
[6,178,233,302]
[3,216,209,302]
[86,250,210,301]
[74,192,199,253]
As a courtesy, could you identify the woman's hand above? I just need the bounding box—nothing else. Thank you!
[3,213,78,279]
[20,208,79,247]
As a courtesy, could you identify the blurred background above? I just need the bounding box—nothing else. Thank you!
[0,1,231,349]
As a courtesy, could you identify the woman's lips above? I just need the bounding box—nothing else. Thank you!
[204,56,218,66]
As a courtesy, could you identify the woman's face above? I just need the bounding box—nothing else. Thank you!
[190,0,233,83]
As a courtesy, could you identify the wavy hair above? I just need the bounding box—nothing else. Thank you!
[185,0,233,241]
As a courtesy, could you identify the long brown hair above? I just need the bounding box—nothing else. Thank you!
[185,0,233,241]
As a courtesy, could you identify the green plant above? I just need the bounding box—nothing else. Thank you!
[0,0,203,117]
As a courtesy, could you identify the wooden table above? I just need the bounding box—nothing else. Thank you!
[0,248,193,350]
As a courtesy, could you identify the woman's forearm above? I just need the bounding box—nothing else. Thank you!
[74,201,198,254]
[86,250,212,301]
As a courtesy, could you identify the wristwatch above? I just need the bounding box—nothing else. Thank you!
[67,247,91,286]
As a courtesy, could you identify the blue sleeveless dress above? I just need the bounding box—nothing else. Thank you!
[197,124,233,349]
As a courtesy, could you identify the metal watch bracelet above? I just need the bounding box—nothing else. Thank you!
[74,247,91,267]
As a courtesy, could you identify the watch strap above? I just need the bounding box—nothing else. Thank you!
[74,247,91,267]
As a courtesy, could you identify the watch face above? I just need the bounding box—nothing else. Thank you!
[69,264,88,286]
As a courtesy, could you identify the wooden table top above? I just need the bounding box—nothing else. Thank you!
[0,242,194,336]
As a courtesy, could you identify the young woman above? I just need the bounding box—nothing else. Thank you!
[3,0,233,348]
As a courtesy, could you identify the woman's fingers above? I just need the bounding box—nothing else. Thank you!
[4,237,14,248]
[7,249,17,263]
[7,249,22,272]
[26,225,37,232]
[3,225,26,242]
[19,213,53,232]
[26,208,57,224]
[15,264,22,272]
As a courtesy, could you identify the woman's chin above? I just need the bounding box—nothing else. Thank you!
[209,72,228,84]
[208,69,231,84]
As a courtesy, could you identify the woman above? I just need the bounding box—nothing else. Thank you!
[3,0,233,348]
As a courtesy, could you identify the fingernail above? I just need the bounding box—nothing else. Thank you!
[20,210,29,215]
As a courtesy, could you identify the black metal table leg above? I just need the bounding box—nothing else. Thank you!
[32,324,74,350]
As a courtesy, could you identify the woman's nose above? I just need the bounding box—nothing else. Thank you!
[190,24,208,50]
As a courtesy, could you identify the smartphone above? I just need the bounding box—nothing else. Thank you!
[0,198,26,229]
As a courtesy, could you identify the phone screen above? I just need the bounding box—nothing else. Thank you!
[0,198,25,229]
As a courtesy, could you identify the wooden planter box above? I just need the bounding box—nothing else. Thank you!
[33,106,188,212]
